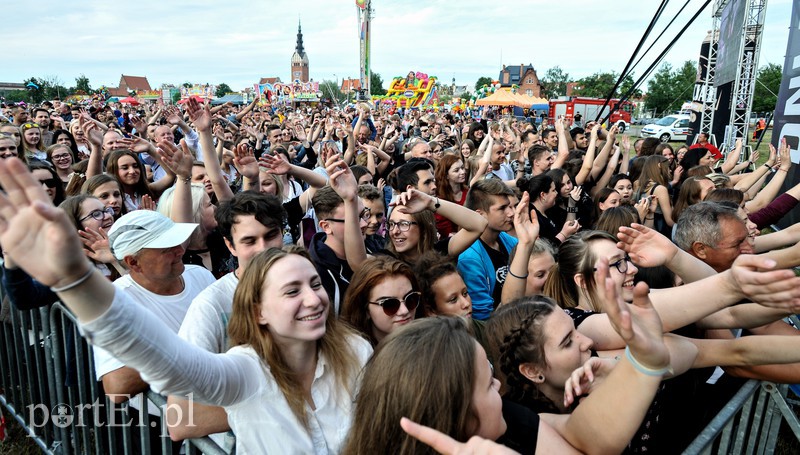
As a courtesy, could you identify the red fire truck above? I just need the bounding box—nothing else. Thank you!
[549,97,634,132]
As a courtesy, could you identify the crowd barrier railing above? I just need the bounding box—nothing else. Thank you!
[0,292,230,454]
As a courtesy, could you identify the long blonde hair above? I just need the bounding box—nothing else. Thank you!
[227,246,361,428]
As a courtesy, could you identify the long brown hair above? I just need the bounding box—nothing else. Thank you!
[342,317,478,454]
[543,230,617,311]
[106,149,155,201]
[386,210,437,263]
[435,154,467,202]
[634,155,670,194]
[227,246,361,428]
[340,256,419,345]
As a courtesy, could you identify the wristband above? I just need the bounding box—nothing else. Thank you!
[50,268,94,293]
[508,269,529,279]
[432,197,441,212]
[763,163,771,170]
[566,206,579,213]
[625,346,672,377]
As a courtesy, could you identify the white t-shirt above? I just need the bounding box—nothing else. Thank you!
[486,162,515,182]
[93,265,216,381]
[179,272,238,354]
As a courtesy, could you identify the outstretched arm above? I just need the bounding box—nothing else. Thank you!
[390,189,489,258]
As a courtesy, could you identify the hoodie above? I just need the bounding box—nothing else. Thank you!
[308,232,353,315]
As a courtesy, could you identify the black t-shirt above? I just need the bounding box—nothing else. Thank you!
[497,398,540,455]
[480,239,508,310]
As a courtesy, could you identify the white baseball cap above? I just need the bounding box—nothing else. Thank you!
[108,210,198,260]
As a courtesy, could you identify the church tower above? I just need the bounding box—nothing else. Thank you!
[290,20,309,83]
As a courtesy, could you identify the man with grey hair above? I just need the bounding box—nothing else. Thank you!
[673,201,752,272]
[94,210,215,403]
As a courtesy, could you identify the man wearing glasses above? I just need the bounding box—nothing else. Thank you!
[309,164,370,314]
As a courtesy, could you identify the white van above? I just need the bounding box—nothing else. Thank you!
[639,114,692,142]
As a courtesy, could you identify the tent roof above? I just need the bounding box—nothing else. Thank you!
[475,89,522,107]
[211,94,245,105]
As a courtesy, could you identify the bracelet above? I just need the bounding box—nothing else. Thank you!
[508,268,529,279]
[625,346,672,377]
[179,176,191,184]
[50,268,94,293]
[432,197,441,212]
[763,163,772,169]
[645,216,654,220]
[566,206,578,213]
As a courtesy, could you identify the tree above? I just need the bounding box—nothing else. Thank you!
[215,83,232,98]
[645,60,696,115]
[752,63,782,114]
[75,74,93,95]
[541,66,570,98]
[460,91,473,101]
[320,80,346,105]
[573,72,617,98]
[370,72,386,96]
[475,77,493,90]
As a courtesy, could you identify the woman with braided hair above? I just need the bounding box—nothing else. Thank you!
[344,259,673,454]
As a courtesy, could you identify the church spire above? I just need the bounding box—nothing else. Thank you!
[295,19,305,56]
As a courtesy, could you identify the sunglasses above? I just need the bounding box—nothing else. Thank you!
[21,122,40,130]
[39,178,59,188]
[368,291,421,316]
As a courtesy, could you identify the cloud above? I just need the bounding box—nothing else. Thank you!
[0,0,791,92]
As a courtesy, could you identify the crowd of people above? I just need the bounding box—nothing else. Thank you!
[0,95,800,454]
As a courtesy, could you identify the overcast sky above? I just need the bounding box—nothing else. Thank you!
[0,0,792,93]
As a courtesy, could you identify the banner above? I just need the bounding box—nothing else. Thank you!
[772,1,800,228]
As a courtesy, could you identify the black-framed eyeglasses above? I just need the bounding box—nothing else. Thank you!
[51,153,72,161]
[387,220,418,232]
[39,178,59,188]
[324,207,371,224]
[594,255,633,274]
[79,207,114,222]
[369,291,421,316]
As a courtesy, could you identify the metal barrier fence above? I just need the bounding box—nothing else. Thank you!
[683,380,800,454]
[0,296,230,455]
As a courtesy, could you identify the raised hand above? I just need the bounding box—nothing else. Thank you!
[129,114,147,134]
[0,158,91,288]
[399,418,518,455]
[258,153,292,176]
[234,143,259,180]
[391,189,436,214]
[766,143,778,167]
[563,357,617,408]
[79,227,116,264]
[560,220,580,238]
[324,153,358,202]
[596,258,670,372]
[80,116,103,147]
[137,195,155,211]
[185,97,212,132]
[164,106,183,126]
[569,186,582,203]
[157,139,194,179]
[778,137,792,171]
[513,192,539,245]
[118,136,155,154]
[617,223,677,267]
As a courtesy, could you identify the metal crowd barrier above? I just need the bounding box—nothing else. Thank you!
[683,380,800,454]
[0,295,230,454]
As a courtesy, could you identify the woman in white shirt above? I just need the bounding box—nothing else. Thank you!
[0,164,370,455]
